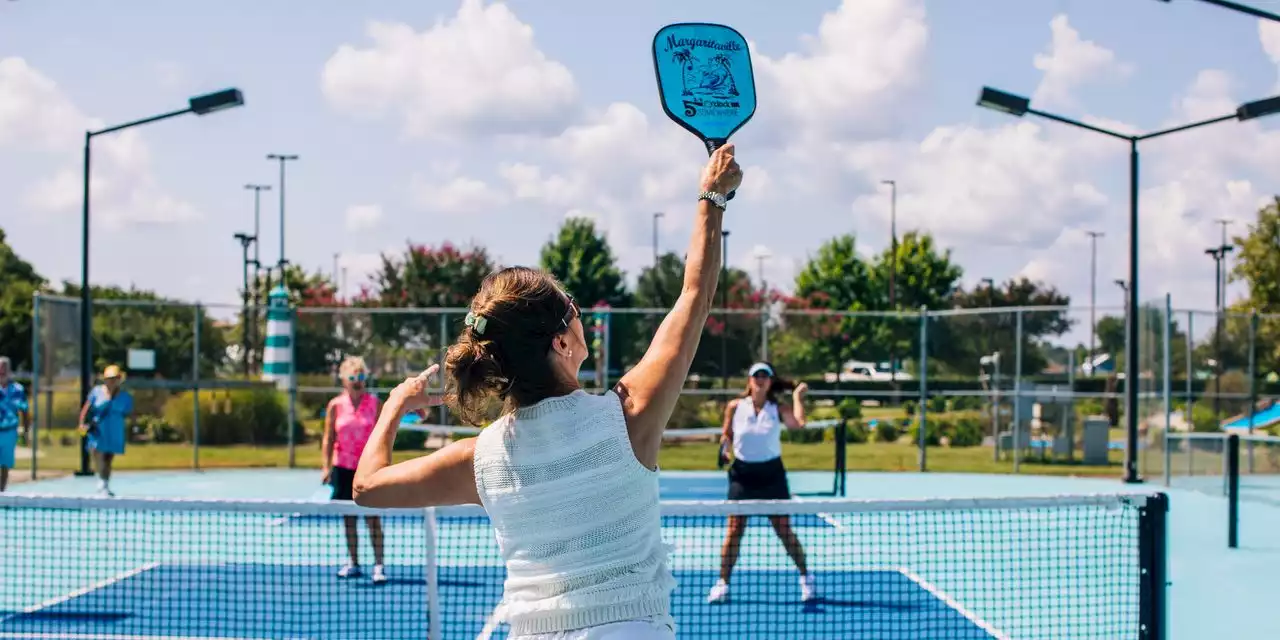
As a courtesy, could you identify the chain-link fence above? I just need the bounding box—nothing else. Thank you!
[24,293,1280,480]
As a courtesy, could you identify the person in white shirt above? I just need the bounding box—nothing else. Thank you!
[707,361,815,605]
[351,144,743,639]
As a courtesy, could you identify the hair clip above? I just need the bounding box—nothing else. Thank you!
[464,312,488,335]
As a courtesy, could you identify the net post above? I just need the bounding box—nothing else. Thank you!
[1227,433,1239,549]
[1161,294,1171,481]
[192,302,201,471]
[1247,312,1258,473]
[834,416,847,496]
[1138,492,1169,639]
[918,305,928,472]
[424,506,442,640]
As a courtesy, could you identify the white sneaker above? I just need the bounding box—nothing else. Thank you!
[372,564,387,584]
[800,574,817,602]
[337,564,362,579]
[707,579,730,604]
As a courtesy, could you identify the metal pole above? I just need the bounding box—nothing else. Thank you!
[1163,294,1172,479]
[1186,312,1195,423]
[885,180,898,386]
[193,303,202,471]
[438,313,448,424]
[720,230,730,391]
[1066,350,1076,463]
[30,293,40,481]
[1248,312,1258,473]
[757,254,768,361]
[652,212,662,267]
[287,305,298,468]
[992,354,1002,462]
[1227,433,1240,549]
[77,132,93,477]
[1013,310,1024,473]
[1124,140,1142,483]
[918,306,928,472]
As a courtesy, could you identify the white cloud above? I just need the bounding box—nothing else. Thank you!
[1261,19,1280,92]
[411,173,508,214]
[0,57,201,227]
[344,204,383,231]
[321,0,578,139]
[1032,15,1132,109]
[751,0,929,143]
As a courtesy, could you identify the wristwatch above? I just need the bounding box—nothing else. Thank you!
[698,191,727,210]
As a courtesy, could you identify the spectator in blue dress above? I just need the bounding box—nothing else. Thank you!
[0,356,28,492]
[77,364,133,497]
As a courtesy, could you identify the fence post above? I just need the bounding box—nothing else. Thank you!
[918,306,928,472]
[438,313,449,425]
[1185,311,1194,424]
[288,305,298,469]
[1162,294,1172,480]
[1013,309,1024,474]
[1248,312,1258,473]
[193,303,202,471]
[30,293,40,481]
[602,309,612,391]
[1227,433,1240,549]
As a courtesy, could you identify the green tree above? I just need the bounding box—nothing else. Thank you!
[540,218,633,378]
[539,218,629,308]
[354,242,496,369]
[790,234,879,370]
[1096,315,1125,356]
[57,282,228,380]
[0,228,46,371]
[871,231,964,368]
[936,278,1073,376]
[1231,197,1280,375]
[251,265,344,376]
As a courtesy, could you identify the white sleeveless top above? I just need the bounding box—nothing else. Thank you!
[731,398,783,462]
[472,390,676,636]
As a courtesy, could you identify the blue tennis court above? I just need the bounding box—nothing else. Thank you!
[1,471,1158,639]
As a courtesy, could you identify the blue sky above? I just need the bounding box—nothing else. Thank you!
[2,0,1279,332]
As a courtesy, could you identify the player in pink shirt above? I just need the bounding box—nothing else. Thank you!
[322,356,388,584]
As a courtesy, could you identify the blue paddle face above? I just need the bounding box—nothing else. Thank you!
[653,23,757,154]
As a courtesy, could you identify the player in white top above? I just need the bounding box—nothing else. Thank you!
[708,361,815,605]
[351,144,743,639]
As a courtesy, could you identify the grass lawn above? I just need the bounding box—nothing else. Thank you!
[19,431,1131,479]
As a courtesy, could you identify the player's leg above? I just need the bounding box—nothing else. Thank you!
[708,515,746,603]
[767,515,815,602]
[367,515,387,583]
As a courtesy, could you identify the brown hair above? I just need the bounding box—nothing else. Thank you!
[444,267,578,425]
[740,361,796,406]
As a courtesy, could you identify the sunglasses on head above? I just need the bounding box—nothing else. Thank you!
[560,294,580,329]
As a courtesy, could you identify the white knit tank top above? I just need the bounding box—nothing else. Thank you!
[472,390,676,636]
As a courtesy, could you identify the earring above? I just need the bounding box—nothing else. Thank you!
[567,351,573,358]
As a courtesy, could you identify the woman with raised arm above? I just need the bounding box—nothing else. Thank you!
[708,361,815,605]
[353,144,742,639]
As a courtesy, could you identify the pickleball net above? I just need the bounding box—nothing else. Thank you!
[0,492,1166,640]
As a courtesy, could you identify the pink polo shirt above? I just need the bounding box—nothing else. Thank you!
[332,393,377,470]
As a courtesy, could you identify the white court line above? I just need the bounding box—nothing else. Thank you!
[0,563,161,626]
[895,568,1011,640]
[0,634,274,640]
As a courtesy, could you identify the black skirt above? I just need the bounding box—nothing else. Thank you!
[727,457,792,501]
[329,466,356,501]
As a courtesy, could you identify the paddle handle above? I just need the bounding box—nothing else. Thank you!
[704,139,737,201]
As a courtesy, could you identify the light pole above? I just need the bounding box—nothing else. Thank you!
[1086,230,1104,371]
[754,247,771,361]
[1156,0,1280,22]
[1206,244,1234,421]
[977,85,1280,483]
[881,180,898,379]
[244,184,270,372]
[77,88,244,476]
[266,153,300,269]
[652,212,664,267]
[234,233,256,376]
[721,229,731,391]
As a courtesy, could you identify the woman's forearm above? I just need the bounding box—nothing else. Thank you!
[355,397,407,485]
[792,398,806,428]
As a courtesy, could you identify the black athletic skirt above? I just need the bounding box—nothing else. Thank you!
[330,466,356,501]
[727,457,792,501]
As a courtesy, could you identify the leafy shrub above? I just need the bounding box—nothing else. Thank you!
[162,387,300,445]
[394,428,427,451]
[947,416,985,447]
[1190,404,1222,433]
[782,426,826,444]
[903,400,917,417]
[668,395,720,430]
[844,420,869,444]
[133,414,183,443]
[836,399,862,421]
[952,395,984,411]
[927,395,948,414]
[910,419,942,447]
[874,420,901,443]
[1075,398,1105,418]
